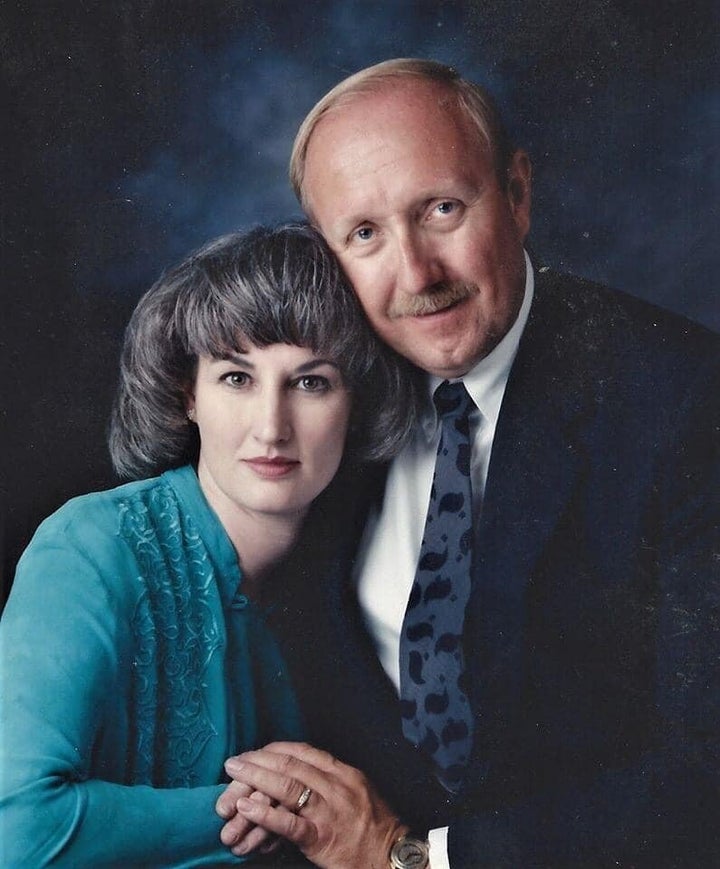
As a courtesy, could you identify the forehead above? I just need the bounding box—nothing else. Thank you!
[314,78,480,147]
[303,80,492,222]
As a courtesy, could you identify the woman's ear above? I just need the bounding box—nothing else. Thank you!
[185,393,196,423]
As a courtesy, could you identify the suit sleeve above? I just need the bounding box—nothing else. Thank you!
[0,528,249,868]
[447,353,720,867]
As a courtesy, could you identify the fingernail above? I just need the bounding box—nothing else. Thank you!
[225,759,242,773]
[236,797,255,813]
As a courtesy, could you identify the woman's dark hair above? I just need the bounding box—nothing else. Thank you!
[109,222,418,478]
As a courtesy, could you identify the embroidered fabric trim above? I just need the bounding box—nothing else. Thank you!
[119,483,223,787]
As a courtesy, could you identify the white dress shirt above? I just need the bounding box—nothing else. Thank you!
[354,254,534,868]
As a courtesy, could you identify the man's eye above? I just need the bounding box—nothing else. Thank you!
[353,226,374,242]
[296,375,330,392]
[436,201,456,214]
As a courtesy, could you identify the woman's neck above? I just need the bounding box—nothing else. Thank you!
[208,498,305,597]
[229,511,304,595]
[195,462,308,596]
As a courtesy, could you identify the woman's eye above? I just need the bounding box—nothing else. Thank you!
[296,375,330,392]
[221,372,250,388]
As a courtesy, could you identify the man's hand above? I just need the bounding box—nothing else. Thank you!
[220,741,407,868]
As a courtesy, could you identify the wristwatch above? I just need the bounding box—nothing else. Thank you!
[389,833,430,868]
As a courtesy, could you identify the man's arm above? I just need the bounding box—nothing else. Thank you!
[239,347,719,867]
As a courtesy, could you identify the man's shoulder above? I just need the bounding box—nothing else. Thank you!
[530,268,720,370]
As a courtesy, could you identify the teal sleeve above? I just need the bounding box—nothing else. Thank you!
[0,528,249,868]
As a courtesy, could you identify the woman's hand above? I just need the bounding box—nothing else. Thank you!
[220,742,407,868]
[215,782,281,856]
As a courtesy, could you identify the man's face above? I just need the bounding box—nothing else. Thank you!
[303,80,532,378]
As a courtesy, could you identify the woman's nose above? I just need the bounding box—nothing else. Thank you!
[252,391,291,444]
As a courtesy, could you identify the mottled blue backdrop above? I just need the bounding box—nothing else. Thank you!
[2,0,718,590]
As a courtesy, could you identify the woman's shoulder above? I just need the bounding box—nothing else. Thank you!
[21,469,202,568]
[35,474,172,540]
[10,468,204,605]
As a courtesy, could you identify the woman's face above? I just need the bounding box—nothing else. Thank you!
[188,342,352,528]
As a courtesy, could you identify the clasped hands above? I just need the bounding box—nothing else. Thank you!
[215,741,407,868]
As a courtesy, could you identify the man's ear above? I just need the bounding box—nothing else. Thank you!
[506,149,532,240]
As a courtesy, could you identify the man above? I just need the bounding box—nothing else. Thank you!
[218,59,720,867]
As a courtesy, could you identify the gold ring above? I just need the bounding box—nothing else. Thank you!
[294,785,312,812]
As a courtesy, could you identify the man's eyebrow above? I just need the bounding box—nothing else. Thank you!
[323,217,365,243]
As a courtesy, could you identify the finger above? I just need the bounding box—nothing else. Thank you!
[219,788,271,846]
[239,790,282,856]
[228,747,338,793]
[230,822,276,856]
[232,797,317,852]
[220,813,256,847]
[229,745,365,799]
[225,756,315,812]
[258,741,341,773]
[215,780,253,819]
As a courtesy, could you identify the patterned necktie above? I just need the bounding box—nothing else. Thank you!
[399,380,475,789]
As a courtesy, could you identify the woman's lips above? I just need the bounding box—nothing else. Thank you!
[243,457,300,478]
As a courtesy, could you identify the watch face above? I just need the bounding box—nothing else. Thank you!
[390,837,429,868]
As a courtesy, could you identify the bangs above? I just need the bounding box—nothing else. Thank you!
[170,238,375,385]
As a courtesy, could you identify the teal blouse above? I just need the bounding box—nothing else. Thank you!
[0,466,303,867]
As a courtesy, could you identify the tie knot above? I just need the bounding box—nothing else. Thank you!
[433,380,474,421]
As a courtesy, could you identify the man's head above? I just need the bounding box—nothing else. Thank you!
[291,58,532,378]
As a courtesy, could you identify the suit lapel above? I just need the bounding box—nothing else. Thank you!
[466,271,599,753]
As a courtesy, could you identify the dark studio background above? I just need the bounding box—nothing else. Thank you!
[1,0,718,599]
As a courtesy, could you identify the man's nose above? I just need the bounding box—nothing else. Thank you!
[395,232,443,295]
[252,390,291,444]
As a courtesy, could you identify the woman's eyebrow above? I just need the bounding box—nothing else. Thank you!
[295,358,341,373]
[213,352,253,366]
[208,355,340,373]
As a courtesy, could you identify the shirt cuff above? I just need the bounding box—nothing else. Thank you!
[428,826,450,869]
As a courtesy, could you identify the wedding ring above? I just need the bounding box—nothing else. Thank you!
[294,785,312,813]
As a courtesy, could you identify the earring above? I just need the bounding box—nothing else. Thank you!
[187,408,196,422]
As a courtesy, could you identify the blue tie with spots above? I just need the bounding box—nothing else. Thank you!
[399,380,475,790]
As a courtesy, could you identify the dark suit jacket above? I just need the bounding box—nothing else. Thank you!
[270,270,720,867]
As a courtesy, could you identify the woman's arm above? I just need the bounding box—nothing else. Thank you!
[0,528,248,868]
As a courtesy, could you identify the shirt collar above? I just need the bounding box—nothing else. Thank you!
[420,251,535,439]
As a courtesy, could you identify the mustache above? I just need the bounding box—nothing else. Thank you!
[388,281,479,319]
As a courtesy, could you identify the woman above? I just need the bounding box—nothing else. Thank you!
[0,223,415,867]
